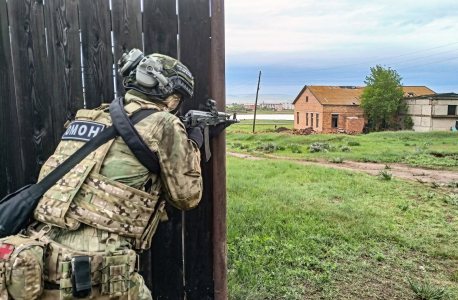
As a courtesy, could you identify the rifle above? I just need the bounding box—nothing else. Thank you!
[180,99,239,161]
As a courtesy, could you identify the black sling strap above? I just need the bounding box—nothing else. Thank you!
[109,97,161,174]
[39,107,157,192]
[0,106,157,237]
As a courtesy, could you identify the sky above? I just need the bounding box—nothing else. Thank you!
[225,0,458,100]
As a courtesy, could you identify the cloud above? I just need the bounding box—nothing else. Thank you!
[225,0,458,95]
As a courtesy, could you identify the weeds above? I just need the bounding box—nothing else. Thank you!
[378,170,393,180]
[341,146,351,152]
[408,277,452,300]
[385,164,392,169]
[447,181,458,188]
[255,143,283,153]
[445,194,458,206]
[329,157,344,163]
[347,141,361,146]
[431,182,442,189]
[288,144,302,153]
[309,142,330,153]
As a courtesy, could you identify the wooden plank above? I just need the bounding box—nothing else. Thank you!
[143,0,178,55]
[44,0,84,142]
[78,0,114,108]
[210,1,228,299]
[7,0,55,186]
[178,0,214,299]
[111,0,142,96]
[143,1,184,299]
[0,0,23,198]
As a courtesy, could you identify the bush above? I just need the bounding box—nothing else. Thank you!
[408,277,452,300]
[288,144,302,154]
[378,170,393,180]
[385,164,392,169]
[309,142,331,153]
[341,146,351,152]
[329,157,344,163]
[404,116,414,130]
[256,143,282,153]
[347,141,360,146]
[447,181,458,188]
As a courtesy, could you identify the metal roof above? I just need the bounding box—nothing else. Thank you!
[293,85,436,105]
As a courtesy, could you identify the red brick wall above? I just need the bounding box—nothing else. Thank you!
[321,105,365,133]
[294,88,324,131]
[345,118,365,133]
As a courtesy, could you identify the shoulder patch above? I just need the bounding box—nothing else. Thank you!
[62,120,106,142]
[0,243,15,261]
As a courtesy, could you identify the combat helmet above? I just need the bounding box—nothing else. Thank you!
[118,48,194,100]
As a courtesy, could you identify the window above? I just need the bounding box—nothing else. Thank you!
[448,105,457,115]
[316,114,319,128]
[306,113,308,126]
[311,113,314,128]
[296,112,299,124]
[306,96,309,102]
[331,114,339,128]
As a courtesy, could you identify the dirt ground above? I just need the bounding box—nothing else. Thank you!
[227,152,458,185]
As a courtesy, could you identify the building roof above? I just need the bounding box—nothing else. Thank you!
[402,92,458,100]
[293,85,436,105]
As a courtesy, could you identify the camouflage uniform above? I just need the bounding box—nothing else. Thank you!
[29,89,202,300]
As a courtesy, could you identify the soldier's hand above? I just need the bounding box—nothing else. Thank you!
[186,126,204,148]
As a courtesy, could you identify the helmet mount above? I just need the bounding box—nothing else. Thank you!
[118,49,194,100]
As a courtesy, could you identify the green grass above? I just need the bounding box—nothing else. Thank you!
[227,130,458,171]
[231,120,294,132]
[227,156,458,299]
[232,110,294,115]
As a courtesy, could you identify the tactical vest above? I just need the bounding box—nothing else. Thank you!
[33,101,166,250]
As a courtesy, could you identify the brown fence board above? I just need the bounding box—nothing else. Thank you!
[143,0,178,55]
[0,0,23,198]
[142,1,184,299]
[7,0,56,185]
[178,0,214,299]
[44,0,84,141]
[78,0,114,108]
[111,0,142,96]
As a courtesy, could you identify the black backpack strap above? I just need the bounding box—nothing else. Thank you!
[37,106,157,192]
[109,97,160,174]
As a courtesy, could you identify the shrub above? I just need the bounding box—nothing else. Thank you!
[341,146,351,152]
[431,182,442,188]
[232,142,243,148]
[309,142,330,153]
[385,164,392,169]
[329,157,344,163]
[256,143,282,153]
[447,181,458,188]
[347,141,361,146]
[408,277,452,300]
[378,170,393,181]
[446,194,458,206]
[404,116,414,130]
[288,144,302,153]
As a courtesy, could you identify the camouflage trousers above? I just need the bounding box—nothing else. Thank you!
[35,223,152,300]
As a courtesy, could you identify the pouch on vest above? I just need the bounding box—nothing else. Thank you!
[0,235,45,300]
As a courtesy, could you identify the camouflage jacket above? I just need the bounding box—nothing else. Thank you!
[33,90,202,252]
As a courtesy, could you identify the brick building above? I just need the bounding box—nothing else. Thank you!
[293,85,435,133]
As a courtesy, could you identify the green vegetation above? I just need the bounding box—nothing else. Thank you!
[408,277,453,300]
[231,120,294,132]
[227,130,458,171]
[227,156,458,299]
[360,65,405,130]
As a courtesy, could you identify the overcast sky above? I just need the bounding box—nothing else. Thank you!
[225,0,458,98]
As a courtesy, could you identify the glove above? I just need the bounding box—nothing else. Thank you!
[186,126,204,148]
[208,123,230,140]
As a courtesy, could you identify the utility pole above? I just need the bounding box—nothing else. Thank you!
[252,71,262,133]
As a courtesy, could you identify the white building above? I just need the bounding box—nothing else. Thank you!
[400,93,458,131]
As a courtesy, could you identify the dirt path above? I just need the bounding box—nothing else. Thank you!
[227,152,458,185]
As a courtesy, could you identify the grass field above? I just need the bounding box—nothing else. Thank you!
[227,125,458,171]
[227,156,458,299]
[231,110,295,115]
[231,120,295,132]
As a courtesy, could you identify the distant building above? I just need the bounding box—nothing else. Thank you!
[293,85,435,133]
[399,93,458,131]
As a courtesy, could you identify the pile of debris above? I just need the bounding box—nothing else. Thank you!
[275,126,289,133]
[328,128,358,135]
[281,127,317,136]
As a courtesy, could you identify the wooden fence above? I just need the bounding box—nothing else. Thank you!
[0,0,227,299]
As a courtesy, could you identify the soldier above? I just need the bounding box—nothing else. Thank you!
[14,50,227,300]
